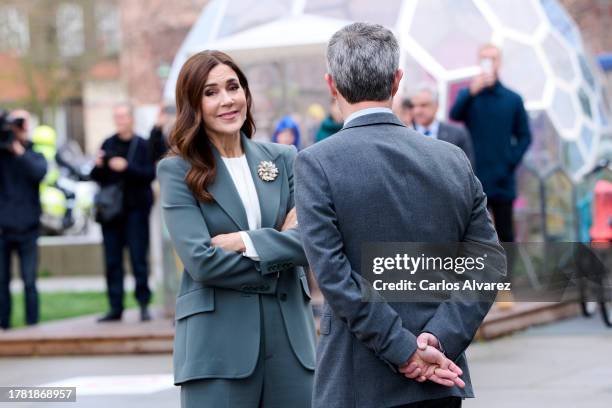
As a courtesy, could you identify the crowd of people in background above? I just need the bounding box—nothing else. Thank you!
[0,40,531,330]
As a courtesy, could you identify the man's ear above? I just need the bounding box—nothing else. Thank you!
[325,73,338,98]
[391,69,404,97]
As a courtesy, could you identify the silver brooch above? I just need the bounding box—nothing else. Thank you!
[257,160,279,182]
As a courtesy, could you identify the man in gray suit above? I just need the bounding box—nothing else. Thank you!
[411,84,474,166]
[295,23,505,408]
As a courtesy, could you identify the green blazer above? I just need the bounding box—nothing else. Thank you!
[157,134,316,385]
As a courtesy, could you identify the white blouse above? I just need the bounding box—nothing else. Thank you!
[221,155,261,260]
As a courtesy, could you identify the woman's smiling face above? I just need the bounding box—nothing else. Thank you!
[200,63,247,138]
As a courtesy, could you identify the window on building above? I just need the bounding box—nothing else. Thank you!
[57,3,85,57]
[0,5,30,54]
[95,1,121,55]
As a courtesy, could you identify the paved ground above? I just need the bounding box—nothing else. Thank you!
[0,354,177,408]
[465,315,612,408]
[9,276,162,293]
[0,315,610,407]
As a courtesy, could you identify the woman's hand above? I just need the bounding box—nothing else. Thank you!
[281,208,298,231]
[211,232,246,252]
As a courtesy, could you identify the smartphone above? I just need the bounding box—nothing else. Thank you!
[480,58,493,75]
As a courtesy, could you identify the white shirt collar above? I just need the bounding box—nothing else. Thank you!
[416,120,440,139]
[344,107,393,127]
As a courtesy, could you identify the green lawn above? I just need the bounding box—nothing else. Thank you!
[9,291,149,329]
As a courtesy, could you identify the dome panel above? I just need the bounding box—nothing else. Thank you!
[401,52,438,94]
[539,0,582,49]
[597,101,609,128]
[515,167,544,242]
[541,31,576,84]
[578,87,593,119]
[217,0,292,38]
[543,169,574,240]
[598,89,612,121]
[500,39,547,103]
[562,140,584,175]
[304,0,402,27]
[578,54,596,90]
[580,124,595,153]
[487,0,541,35]
[550,87,577,132]
[524,111,561,174]
[408,0,493,71]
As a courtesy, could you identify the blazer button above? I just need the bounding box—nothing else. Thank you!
[279,293,288,301]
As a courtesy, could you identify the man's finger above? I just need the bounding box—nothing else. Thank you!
[431,368,457,380]
[416,376,426,382]
[453,376,466,389]
[416,334,428,350]
[428,375,455,388]
[404,367,421,379]
[448,361,463,376]
[404,362,419,375]
[398,362,417,374]
[417,333,438,350]
[431,349,449,367]
[423,364,437,378]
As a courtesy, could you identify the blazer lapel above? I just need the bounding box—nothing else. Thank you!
[242,134,281,229]
[207,144,250,231]
[437,123,450,143]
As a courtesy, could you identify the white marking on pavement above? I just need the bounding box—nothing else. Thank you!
[41,374,174,395]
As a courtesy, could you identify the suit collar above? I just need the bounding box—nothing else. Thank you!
[341,112,406,131]
[206,133,281,230]
[437,121,449,141]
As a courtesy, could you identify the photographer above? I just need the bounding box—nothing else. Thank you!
[0,109,47,330]
[90,104,155,323]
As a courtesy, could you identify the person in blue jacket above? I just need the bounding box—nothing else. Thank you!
[451,44,531,307]
[450,43,531,246]
[272,115,301,149]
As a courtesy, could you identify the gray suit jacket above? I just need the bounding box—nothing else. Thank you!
[295,112,504,407]
[437,121,474,167]
[158,134,316,385]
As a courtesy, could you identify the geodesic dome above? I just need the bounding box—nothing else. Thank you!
[166,0,611,183]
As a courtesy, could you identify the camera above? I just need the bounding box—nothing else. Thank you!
[0,110,23,151]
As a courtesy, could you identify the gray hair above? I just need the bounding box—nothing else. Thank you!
[413,83,439,104]
[327,22,400,104]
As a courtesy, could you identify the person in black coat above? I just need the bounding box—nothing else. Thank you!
[450,44,531,245]
[90,104,155,322]
[0,110,47,329]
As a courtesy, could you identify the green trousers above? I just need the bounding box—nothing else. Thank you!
[180,294,314,408]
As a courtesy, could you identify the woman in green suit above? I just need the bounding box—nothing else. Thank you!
[157,50,316,407]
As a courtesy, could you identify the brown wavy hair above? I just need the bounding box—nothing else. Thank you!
[168,50,255,202]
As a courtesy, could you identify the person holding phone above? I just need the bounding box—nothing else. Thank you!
[0,110,47,330]
[450,44,532,306]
